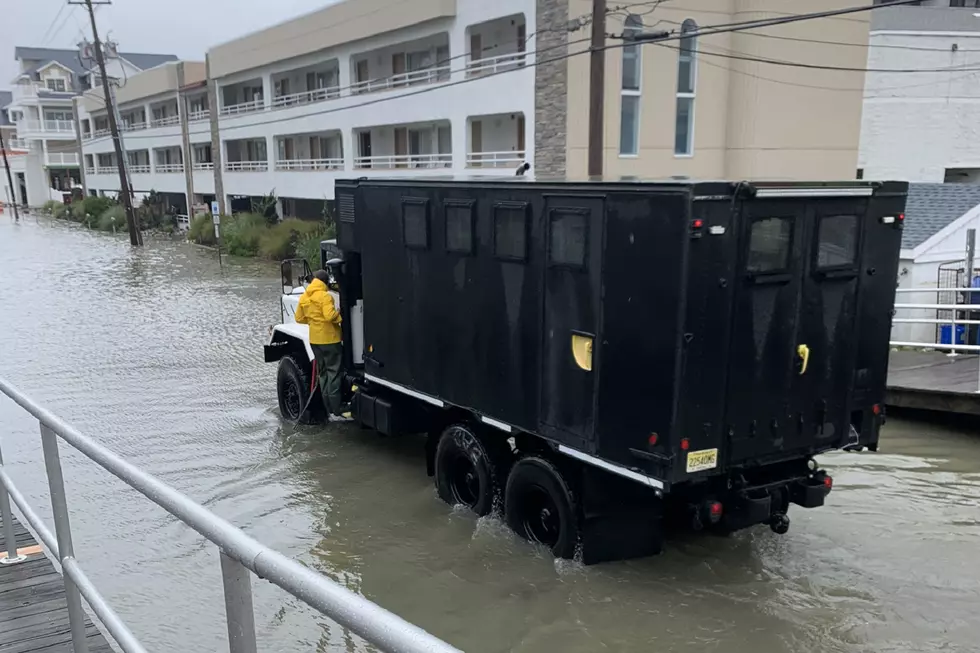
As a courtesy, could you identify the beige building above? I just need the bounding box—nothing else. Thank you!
[537,0,869,181]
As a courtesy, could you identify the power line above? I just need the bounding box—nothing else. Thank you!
[38,3,68,45]
[87,0,932,144]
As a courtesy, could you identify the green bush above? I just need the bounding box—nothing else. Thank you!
[53,203,73,220]
[296,221,337,268]
[72,196,114,224]
[41,200,63,215]
[222,213,266,257]
[97,205,127,232]
[188,214,216,245]
[259,218,321,260]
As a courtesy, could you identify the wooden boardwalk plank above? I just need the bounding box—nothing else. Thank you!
[887,350,980,415]
[0,513,112,653]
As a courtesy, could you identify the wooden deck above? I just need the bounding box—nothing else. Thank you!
[0,514,111,653]
[887,350,980,415]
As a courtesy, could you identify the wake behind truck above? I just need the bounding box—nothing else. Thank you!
[265,177,907,564]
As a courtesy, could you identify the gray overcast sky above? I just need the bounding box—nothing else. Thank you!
[3,0,337,86]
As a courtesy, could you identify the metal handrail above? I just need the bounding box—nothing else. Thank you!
[0,377,460,653]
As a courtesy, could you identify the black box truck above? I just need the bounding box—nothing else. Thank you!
[265,177,907,564]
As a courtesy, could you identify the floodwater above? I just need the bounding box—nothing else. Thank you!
[1,215,979,653]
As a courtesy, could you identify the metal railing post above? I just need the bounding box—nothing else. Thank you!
[220,551,258,653]
[40,424,90,653]
[0,445,26,565]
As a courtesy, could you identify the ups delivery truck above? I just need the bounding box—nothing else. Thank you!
[265,178,907,564]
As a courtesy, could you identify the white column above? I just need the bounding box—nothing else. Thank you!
[341,130,354,170]
[449,24,468,81]
[451,114,467,172]
[144,103,152,127]
[337,55,352,97]
[262,73,273,109]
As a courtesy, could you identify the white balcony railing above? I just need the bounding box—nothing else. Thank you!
[220,99,265,116]
[13,82,75,101]
[46,152,80,166]
[189,110,210,122]
[275,158,344,171]
[466,150,526,168]
[129,164,152,174]
[85,167,95,175]
[122,122,148,132]
[19,119,75,134]
[6,138,30,151]
[193,162,214,171]
[350,66,451,95]
[466,52,527,77]
[225,160,268,172]
[150,115,180,128]
[156,163,184,173]
[92,128,110,139]
[272,87,341,109]
[95,166,117,175]
[353,153,451,170]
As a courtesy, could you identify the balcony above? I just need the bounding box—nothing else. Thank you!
[272,61,340,109]
[95,166,116,175]
[7,139,30,151]
[275,158,343,171]
[46,152,80,167]
[189,110,210,122]
[156,163,184,173]
[122,121,148,132]
[467,113,526,169]
[19,119,75,136]
[354,153,451,170]
[272,87,341,109]
[220,79,265,116]
[466,52,526,77]
[193,162,214,171]
[350,34,450,96]
[225,161,267,172]
[12,82,75,102]
[354,122,451,170]
[130,164,152,174]
[220,99,264,116]
[150,115,180,128]
[466,13,527,77]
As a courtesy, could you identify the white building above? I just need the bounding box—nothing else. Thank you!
[4,46,176,206]
[80,0,533,217]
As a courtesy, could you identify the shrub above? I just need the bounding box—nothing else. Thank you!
[222,213,266,257]
[97,205,127,232]
[53,203,73,220]
[41,200,63,215]
[296,220,337,268]
[72,196,114,223]
[259,218,322,260]
[188,214,216,245]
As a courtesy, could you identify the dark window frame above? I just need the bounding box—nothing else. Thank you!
[746,215,795,275]
[547,207,590,270]
[493,201,529,262]
[401,197,430,250]
[444,198,476,255]
[814,214,860,271]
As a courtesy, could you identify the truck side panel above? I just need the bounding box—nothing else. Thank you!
[595,191,689,473]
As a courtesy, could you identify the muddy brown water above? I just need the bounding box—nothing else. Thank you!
[1,216,979,653]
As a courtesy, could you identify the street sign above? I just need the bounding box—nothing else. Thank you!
[211,201,220,221]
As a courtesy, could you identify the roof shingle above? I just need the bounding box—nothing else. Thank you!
[902,183,980,250]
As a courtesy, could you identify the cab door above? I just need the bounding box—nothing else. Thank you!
[725,201,808,464]
[539,196,604,448]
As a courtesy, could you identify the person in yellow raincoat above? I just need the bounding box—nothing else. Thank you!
[294,270,347,418]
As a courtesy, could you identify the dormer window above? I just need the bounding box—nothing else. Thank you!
[46,78,67,92]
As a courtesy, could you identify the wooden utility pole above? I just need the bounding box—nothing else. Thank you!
[0,130,20,221]
[587,0,607,178]
[71,0,141,246]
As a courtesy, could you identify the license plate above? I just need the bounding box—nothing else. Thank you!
[686,448,718,473]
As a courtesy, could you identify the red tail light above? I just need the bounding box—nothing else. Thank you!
[823,475,833,491]
[680,438,690,451]
[709,501,723,517]
[872,404,881,416]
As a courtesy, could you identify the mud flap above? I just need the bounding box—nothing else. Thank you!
[579,466,664,565]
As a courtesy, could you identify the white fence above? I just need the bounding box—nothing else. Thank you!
[892,287,980,393]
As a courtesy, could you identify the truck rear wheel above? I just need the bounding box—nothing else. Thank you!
[276,355,323,424]
[505,457,579,559]
[434,424,499,516]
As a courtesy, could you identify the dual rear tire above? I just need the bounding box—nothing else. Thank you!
[433,423,578,559]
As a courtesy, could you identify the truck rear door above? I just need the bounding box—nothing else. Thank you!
[725,193,867,466]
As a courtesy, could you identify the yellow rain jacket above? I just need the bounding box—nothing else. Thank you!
[294,278,342,345]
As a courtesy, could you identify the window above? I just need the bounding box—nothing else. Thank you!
[549,209,588,268]
[494,202,528,261]
[619,14,643,156]
[747,217,792,273]
[856,168,864,180]
[46,78,67,92]
[402,198,429,249]
[445,200,475,254]
[817,215,858,268]
[674,19,698,156]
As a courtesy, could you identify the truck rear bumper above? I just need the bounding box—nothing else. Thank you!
[721,474,831,532]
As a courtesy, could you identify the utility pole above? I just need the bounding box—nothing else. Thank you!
[587,0,606,178]
[0,131,20,221]
[71,0,141,246]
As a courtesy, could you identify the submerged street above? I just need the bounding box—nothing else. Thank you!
[1,216,979,653]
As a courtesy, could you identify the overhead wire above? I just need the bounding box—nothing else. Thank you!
[38,3,68,45]
[85,0,943,144]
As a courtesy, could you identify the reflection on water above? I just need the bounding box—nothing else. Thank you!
[1,216,979,653]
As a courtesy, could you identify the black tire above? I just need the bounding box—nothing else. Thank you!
[505,456,579,559]
[276,355,323,424]
[434,424,500,516]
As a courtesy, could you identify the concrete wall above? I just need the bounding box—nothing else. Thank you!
[859,31,980,182]
[565,0,868,180]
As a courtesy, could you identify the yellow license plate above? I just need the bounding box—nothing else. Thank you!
[686,448,718,473]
